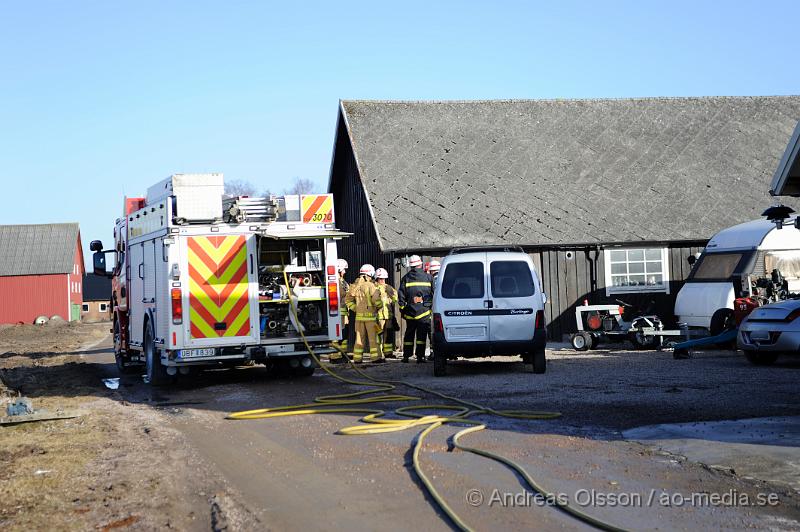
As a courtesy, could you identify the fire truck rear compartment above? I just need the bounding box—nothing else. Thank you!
[256,237,328,340]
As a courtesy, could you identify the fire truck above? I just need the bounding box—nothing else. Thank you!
[91,174,348,384]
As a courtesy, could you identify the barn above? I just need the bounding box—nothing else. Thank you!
[0,223,85,324]
[328,96,800,340]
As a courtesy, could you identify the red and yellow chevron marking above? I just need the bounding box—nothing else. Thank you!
[301,194,334,223]
[187,235,251,339]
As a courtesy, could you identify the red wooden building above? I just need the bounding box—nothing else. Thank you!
[0,223,84,324]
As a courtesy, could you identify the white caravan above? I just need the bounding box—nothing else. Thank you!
[674,217,800,333]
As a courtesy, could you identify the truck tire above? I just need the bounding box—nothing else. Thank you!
[532,349,546,374]
[433,349,447,377]
[744,351,779,366]
[114,318,140,375]
[144,321,170,386]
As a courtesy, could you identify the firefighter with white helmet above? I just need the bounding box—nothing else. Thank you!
[344,264,383,363]
[398,255,434,363]
[429,260,441,278]
[373,267,399,359]
[330,259,351,363]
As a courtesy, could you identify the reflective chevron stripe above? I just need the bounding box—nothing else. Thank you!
[188,235,251,339]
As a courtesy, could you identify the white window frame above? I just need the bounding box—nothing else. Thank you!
[604,247,670,295]
[99,303,108,312]
[82,303,89,312]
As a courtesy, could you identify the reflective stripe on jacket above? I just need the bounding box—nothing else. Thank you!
[398,268,433,321]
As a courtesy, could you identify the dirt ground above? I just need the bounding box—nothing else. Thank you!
[2,324,800,531]
[0,322,259,531]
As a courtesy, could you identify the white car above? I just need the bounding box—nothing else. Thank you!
[431,247,547,376]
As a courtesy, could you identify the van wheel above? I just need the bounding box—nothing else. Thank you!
[433,349,447,377]
[532,349,546,374]
[144,321,170,386]
[570,332,590,351]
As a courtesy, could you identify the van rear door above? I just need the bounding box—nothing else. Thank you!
[487,254,539,343]
[438,256,490,344]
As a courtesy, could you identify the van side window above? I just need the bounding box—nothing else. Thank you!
[441,262,484,299]
[490,261,535,297]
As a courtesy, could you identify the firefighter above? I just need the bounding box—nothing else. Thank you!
[330,259,350,364]
[373,267,399,360]
[398,255,433,363]
[345,264,383,364]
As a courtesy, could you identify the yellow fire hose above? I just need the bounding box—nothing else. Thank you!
[227,271,627,532]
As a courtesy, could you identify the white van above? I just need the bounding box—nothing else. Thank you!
[431,247,547,376]
[674,217,800,334]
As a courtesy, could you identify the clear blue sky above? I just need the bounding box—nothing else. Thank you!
[1,1,798,265]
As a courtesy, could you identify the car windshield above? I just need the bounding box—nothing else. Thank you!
[441,262,484,299]
[490,261,535,297]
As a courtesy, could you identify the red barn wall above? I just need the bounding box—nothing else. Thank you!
[67,236,85,319]
[0,274,69,324]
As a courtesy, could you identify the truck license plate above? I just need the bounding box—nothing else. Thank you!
[178,348,216,359]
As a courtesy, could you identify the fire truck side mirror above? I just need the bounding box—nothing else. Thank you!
[93,251,108,277]
[89,240,103,252]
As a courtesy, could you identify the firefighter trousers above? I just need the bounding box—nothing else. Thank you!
[403,318,430,360]
[376,320,396,358]
[354,320,380,362]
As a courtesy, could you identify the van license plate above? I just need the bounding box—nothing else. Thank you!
[178,348,216,359]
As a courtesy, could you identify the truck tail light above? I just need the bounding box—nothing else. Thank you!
[327,265,336,275]
[171,288,183,324]
[328,281,339,317]
[433,313,443,333]
[535,310,545,330]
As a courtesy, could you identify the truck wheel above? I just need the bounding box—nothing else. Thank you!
[114,319,140,375]
[433,348,447,377]
[744,351,779,366]
[570,332,590,351]
[532,349,546,374]
[144,322,170,386]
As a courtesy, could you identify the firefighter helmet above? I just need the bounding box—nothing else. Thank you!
[375,267,389,279]
[359,264,376,277]
[337,259,348,273]
[408,255,423,268]
[429,260,441,273]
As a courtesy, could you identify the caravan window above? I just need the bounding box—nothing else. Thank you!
[692,253,743,280]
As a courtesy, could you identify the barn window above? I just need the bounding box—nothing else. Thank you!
[82,304,89,312]
[605,248,669,295]
[99,303,108,312]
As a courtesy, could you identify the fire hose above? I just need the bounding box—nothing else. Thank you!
[227,270,627,532]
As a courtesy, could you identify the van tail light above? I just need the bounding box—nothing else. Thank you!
[328,281,339,317]
[433,313,443,333]
[171,288,183,324]
[535,310,545,330]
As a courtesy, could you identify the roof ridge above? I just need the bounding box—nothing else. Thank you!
[341,95,800,105]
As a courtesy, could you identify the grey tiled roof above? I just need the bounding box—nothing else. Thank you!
[0,223,81,276]
[340,97,800,251]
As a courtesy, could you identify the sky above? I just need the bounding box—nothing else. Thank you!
[1,1,799,265]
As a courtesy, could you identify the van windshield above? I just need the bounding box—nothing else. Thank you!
[490,261,535,297]
[692,253,743,280]
[441,262,484,299]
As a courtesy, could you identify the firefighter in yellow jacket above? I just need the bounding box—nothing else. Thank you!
[344,264,383,363]
[373,268,398,360]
